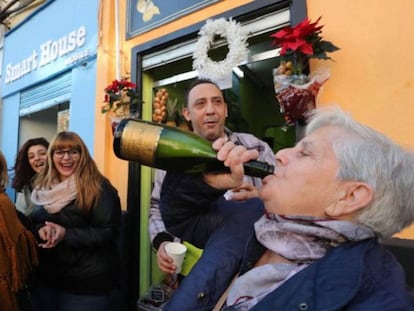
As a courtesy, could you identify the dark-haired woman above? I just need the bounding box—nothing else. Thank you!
[12,137,49,216]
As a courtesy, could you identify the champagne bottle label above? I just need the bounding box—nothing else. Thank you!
[113,119,162,167]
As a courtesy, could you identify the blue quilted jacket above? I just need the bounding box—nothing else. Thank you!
[231,237,414,310]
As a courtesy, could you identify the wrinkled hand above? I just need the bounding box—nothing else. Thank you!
[203,138,260,190]
[157,241,176,274]
[228,183,259,201]
[38,221,66,248]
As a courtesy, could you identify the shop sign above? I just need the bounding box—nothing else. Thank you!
[127,0,222,37]
[4,25,89,85]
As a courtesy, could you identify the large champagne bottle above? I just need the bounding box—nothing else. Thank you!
[113,119,274,178]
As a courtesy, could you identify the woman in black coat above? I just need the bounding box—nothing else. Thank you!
[29,131,121,311]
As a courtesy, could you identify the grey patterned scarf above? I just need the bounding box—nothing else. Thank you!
[225,214,375,310]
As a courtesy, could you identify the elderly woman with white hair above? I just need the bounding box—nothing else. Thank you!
[161,106,414,310]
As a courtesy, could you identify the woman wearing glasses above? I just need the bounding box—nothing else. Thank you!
[29,131,122,311]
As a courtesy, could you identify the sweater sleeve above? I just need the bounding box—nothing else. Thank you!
[148,169,182,250]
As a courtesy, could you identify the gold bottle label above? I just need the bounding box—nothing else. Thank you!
[118,120,162,166]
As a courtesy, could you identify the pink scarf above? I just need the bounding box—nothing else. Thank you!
[31,176,77,214]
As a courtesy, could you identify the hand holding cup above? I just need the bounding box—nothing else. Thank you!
[164,242,187,274]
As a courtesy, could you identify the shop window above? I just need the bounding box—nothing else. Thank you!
[57,102,70,132]
[19,101,70,145]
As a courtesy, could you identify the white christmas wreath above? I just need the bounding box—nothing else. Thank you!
[192,18,248,82]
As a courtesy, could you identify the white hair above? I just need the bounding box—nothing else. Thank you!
[306,106,414,238]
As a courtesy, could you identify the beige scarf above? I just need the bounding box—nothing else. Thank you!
[31,175,77,214]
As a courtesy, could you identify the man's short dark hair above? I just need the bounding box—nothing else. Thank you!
[184,78,226,107]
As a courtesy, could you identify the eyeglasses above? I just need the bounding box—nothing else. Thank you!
[53,149,80,159]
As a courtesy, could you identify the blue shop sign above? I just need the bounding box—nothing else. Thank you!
[1,0,98,97]
[127,0,221,38]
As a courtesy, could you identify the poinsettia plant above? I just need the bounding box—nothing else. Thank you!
[101,78,141,117]
[270,17,339,126]
[271,16,339,77]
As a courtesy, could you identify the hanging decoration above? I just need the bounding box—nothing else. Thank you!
[270,16,339,125]
[193,18,248,82]
[101,78,141,133]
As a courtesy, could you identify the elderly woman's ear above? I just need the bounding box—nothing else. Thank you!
[325,182,373,219]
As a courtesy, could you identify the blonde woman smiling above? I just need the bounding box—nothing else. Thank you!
[29,131,121,311]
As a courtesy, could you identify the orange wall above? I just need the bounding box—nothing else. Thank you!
[95,0,129,209]
[308,0,414,238]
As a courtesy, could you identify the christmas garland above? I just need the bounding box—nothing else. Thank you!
[193,18,248,81]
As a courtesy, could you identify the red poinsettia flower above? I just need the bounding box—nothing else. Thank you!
[293,16,323,39]
[101,78,140,115]
[270,16,339,76]
[271,18,322,56]
[119,80,137,89]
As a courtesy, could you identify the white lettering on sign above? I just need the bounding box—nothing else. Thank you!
[4,26,88,84]
[64,49,91,66]
[39,26,86,67]
[5,50,38,84]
